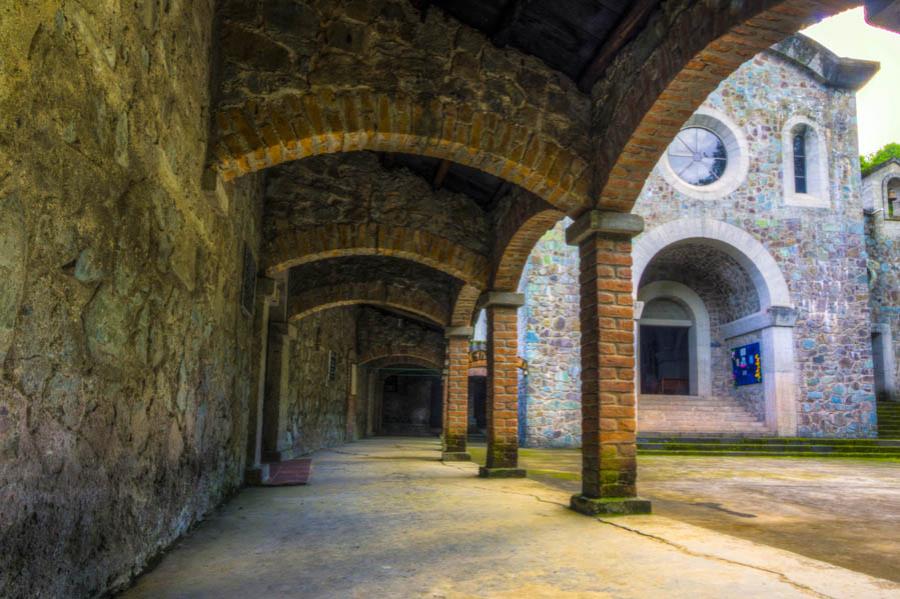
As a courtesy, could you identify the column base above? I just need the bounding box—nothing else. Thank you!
[478,466,526,478]
[570,495,652,516]
[441,451,471,461]
[244,465,270,486]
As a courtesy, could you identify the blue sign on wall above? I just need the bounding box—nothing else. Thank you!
[731,342,762,386]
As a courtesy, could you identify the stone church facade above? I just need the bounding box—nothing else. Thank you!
[517,34,885,444]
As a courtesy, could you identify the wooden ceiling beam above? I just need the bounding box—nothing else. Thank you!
[577,0,658,93]
[491,0,524,47]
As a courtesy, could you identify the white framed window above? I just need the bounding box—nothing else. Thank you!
[782,116,829,208]
[885,176,900,220]
[660,107,750,200]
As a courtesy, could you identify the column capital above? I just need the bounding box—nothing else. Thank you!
[565,210,644,246]
[445,326,475,339]
[478,291,525,309]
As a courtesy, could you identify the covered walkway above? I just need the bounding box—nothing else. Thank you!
[122,438,897,598]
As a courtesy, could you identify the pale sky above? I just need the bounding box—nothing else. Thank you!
[802,8,900,156]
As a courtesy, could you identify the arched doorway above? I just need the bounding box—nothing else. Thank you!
[633,218,797,436]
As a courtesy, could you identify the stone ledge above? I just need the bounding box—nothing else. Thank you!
[566,210,645,246]
[442,452,472,462]
[478,467,527,478]
[570,495,652,516]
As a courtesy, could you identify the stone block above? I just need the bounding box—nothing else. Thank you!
[441,452,471,462]
[570,495,652,516]
[478,467,527,478]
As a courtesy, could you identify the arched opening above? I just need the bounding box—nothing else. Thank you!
[782,117,829,208]
[886,176,900,219]
[633,219,797,436]
[378,367,444,437]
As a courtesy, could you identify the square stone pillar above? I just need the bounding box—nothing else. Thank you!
[443,327,473,461]
[566,211,651,515]
[245,277,279,484]
[480,292,526,478]
[262,322,292,463]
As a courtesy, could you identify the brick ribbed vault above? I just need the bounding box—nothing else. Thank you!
[213,92,590,213]
[361,354,444,371]
[594,0,856,211]
[289,282,449,327]
[492,190,565,292]
[265,224,489,288]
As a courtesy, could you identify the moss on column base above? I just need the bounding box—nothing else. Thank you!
[442,452,471,461]
[478,467,526,478]
[570,494,652,516]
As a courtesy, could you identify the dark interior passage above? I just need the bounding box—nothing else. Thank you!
[468,375,487,432]
[380,372,443,436]
[640,325,691,395]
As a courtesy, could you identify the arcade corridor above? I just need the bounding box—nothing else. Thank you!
[121,438,898,598]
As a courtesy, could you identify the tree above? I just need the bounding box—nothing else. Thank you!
[861,142,900,175]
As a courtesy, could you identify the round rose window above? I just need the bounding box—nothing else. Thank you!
[666,127,728,186]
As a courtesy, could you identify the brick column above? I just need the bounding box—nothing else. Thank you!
[480,292,526,478]
[566,211,651,515]
[443,327,473,461]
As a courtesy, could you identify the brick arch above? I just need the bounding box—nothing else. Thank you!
[289,282,449,326]
[265,224,490,288]
[362,353,443,370]
[213,91,589,213]
[593,0,855,212]
[450,284,483,328]
[364,355,443,371]
[493,209,564,292]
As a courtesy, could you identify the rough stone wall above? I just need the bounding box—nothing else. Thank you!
[216,0,590,159]
[864,162,900,401]
[0,2,264,597]
[521,47,875,443]
[264,153,491,256]
[357,307,444,367]
[283,307,357,457]
[520,221,582,447]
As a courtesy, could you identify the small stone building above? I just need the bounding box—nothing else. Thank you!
[864,157,900,402]
[516,34,884,443]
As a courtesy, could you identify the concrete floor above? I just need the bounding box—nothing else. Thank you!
[467,443,900,583]
[122,438,900,598]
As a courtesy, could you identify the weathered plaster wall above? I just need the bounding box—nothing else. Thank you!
[0,2,263,597]
[283,307,357,457]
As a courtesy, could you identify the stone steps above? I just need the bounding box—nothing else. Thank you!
[638,394,768,435]
[637,435,900,458]
[877,399,900,438]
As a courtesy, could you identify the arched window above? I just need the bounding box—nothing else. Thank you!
[782,117,828,208]
[887,177,900,220]
[792,127,808,194]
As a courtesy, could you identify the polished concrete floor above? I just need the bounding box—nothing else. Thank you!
[122,438,900,598]
[466,442,900,582]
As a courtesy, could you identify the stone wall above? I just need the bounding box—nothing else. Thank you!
[520,222,581,447]
[0,2,265,596]
[520,43,876,443]
[264,153,491,256]
[357,307,444,367]
[864,161,900,401]
[283,307,357,457]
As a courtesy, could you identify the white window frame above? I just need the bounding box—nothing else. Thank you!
[659,107,750,201]
[782,115,830,208]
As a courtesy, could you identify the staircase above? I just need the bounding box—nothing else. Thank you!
[637,437,900,457]
[638,394,770,436]
[877,399,900,438]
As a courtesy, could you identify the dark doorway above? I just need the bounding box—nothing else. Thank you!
[468,375,487,432]
[872,332,887,400]
[380,373,442,436]
[640,325,690,395]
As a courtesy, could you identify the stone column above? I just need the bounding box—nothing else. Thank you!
[262,322,291,462]
[761,306,799,436]
[566,211,651,515]
[245,277,279,484]
[479,292,526,478]
[443,327,473,461]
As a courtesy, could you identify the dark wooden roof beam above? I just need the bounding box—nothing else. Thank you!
[577,0,658,93]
